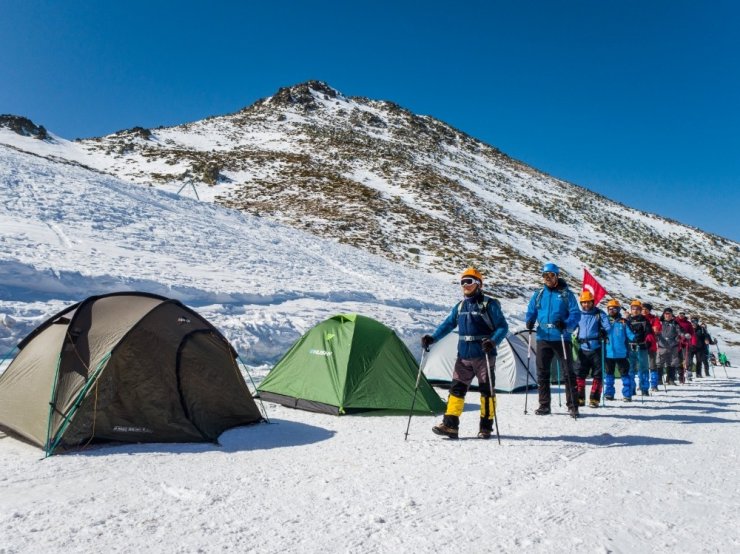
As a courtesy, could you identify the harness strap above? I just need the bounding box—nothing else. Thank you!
[460,335,489,342]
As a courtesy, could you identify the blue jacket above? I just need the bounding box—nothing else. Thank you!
[606,316,635,359]
[432,291,508,359]
[525,279,580,342]
[576,307,611,351]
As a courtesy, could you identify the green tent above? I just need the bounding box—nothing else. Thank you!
[257,314,445,415]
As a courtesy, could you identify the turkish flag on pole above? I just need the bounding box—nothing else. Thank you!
[583,268,608,305]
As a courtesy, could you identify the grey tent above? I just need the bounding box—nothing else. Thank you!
[423,330,537,392]
[0,292,263,455]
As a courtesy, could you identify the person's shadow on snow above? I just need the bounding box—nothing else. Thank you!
[499,433,692,447]
[583,411,739,425]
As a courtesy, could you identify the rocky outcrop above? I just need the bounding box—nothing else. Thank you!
[0,115,48,140]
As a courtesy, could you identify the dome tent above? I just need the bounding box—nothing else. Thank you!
[423,330,537,392]
[0,292,263,456]
[257,314,445,415]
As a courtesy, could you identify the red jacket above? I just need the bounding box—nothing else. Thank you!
[676,317,694,349]
[644,313,659,353]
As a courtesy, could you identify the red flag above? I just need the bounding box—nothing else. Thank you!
[583,268,607,305]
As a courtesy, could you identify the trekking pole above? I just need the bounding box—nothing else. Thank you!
[600,339,606,407]
[713,339,729,378]
[663,359,668,393]
[404,347,428,441]
[524,331,533,414]
[485,352,501,445]
[560,332,577,419]
[556,360,562,407]
[684,344,690,384]
[705,344,714,378]
[639,351,645,404]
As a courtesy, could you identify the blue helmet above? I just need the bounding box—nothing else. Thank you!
[542,262,559,275]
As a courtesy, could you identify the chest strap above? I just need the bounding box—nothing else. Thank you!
[460,335,489,342]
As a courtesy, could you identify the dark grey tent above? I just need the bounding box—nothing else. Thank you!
[0,292,263,455]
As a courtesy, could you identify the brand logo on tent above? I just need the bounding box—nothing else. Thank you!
[309,349,333,356]
[113,425,153,434]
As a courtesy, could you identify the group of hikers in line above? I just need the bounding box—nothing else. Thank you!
[422,264,723,440]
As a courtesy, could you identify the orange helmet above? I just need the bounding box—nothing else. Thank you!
[579,290,594,302]
[607,299,621,309]
[630,299,642,308]
[460,267,483,283]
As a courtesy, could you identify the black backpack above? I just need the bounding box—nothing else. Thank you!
[629,317,649,344]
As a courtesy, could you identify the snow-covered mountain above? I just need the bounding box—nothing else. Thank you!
[1,81,738,338]
[2,99,740,554]
[0,142,482,366]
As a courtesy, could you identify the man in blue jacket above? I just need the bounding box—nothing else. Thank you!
[422,268,508,439]
[525,263,581,417]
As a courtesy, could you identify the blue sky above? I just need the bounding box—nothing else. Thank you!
[2,0,738,241]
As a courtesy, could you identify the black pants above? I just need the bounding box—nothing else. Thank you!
[536,339,577,410]
[690,347,710,376]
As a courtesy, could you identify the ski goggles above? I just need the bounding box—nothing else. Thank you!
[542,272,557,279]
[460,278,481,286]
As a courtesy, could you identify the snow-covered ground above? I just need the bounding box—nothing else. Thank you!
[2,372,738,553]
[1,144,739,553]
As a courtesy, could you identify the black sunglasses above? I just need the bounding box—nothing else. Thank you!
[542,272,556,278]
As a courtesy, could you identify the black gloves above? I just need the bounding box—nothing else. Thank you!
[526,320,535,331]
[421,335,435,350]
[482,338,494,354]
[554,320,566,331]
[599,329,608,341]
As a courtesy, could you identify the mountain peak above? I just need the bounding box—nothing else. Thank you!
[268,80,340,111]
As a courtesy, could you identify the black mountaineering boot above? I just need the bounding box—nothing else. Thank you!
[478,417,493,439]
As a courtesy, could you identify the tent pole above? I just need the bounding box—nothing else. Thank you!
[237,357,271,423]
[47,352,111,456]
[44,354,64,458]
[508,332,538,386]
[0,345,17,370]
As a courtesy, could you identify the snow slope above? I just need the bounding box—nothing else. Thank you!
[1,144,740,553]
